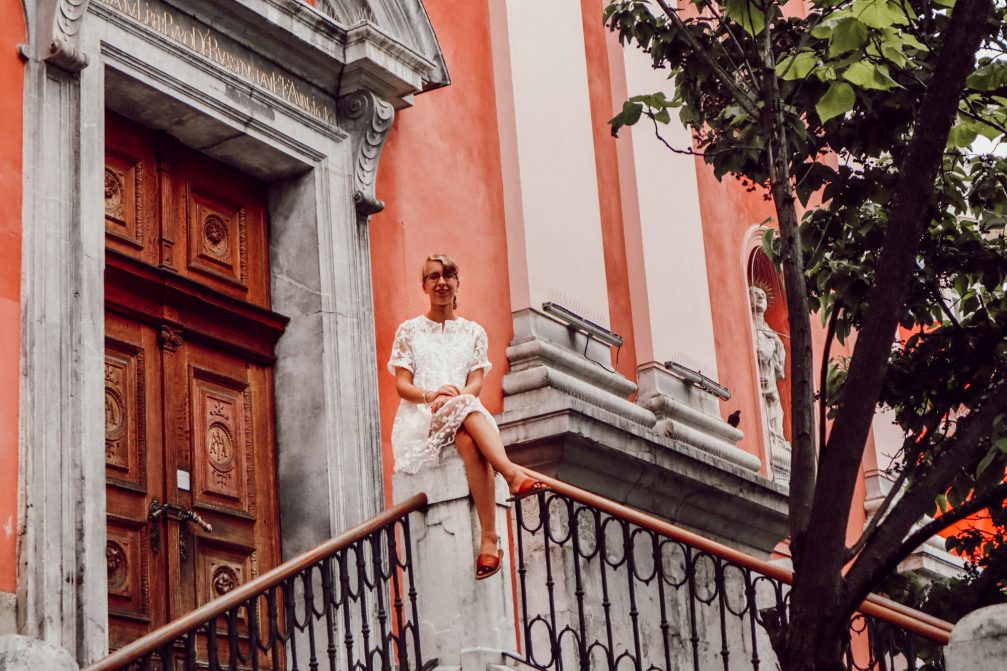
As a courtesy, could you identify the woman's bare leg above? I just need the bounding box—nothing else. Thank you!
[462,413,535,493]
[454,427,498,555]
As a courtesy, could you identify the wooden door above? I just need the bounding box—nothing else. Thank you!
[104,112,287,652]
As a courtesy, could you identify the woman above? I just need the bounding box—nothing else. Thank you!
[388,254,548,580]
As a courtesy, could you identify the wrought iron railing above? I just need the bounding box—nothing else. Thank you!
[507,471,952,671]
[84,493,428,671]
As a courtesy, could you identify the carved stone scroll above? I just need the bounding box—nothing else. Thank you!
[27,1,92,71]
[338,91,395,219]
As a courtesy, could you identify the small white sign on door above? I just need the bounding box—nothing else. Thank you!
[177,469,191,492]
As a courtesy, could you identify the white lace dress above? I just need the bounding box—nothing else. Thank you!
[388,315,498,474]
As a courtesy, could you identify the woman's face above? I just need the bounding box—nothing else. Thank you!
[422,260,459,307]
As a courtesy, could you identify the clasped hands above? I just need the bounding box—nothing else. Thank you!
[425,384,461,412]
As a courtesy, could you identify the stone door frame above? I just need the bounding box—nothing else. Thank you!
[18,0,442,662]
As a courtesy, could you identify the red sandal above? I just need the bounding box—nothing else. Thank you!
[507,477,550,502]
[475,549,504,580]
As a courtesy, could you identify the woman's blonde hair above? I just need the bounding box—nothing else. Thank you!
[422,254,460,308]
[420,253,459,282]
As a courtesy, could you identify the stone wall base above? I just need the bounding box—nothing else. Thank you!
[0,635,78,671]
[946,603,1007,671]
[0,592,14,636]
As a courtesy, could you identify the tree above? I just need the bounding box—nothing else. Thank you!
[603,0,1007,669]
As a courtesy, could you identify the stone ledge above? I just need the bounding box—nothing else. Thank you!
[497,388,788,557]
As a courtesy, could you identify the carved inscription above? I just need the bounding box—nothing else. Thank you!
[96,0,336,123]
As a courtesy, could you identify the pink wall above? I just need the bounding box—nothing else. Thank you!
[0,0,25,593]
[370,0,511,507]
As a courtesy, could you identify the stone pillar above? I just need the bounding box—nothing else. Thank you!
[393,451,518,671]
[18,3,108,663]
[946,603,1007,671]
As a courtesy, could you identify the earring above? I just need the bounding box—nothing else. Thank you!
[453,296,458,309]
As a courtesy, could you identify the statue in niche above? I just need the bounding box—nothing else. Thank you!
[749,285,792,482]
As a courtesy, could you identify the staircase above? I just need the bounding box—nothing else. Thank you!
[84,472,950,671]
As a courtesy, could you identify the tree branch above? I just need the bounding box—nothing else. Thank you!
[842,379,1007,608]
[845,446,916,562]
[818,305,839,456]
[653,0,762,118]
[809,0,993,576]
[895,481,1007,565]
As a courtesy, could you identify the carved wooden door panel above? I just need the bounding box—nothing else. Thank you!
[105,313,167,646]
[105,112,286,653]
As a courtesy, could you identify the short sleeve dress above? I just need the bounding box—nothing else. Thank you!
[387,315,499,474]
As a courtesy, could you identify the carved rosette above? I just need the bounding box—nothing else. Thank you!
[212,566,239,596]
[338,91,395,219]
[106,541,127,591]
[104,169,124,220]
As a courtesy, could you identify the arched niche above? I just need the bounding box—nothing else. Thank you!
[747,246,793,484]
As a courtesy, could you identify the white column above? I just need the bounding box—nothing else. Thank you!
[499,0,610,326]
[619,46,718,374]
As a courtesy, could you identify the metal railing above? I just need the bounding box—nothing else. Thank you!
[85,493,428,671]
[508,470,952,671]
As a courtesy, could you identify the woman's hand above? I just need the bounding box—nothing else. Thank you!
[430,394,452,413]
[436,384,461,397]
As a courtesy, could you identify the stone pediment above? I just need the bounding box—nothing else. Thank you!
[318,0,449,92]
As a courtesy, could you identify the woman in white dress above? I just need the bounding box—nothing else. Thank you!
[388,254,548,580]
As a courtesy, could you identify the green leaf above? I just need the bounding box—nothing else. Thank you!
[933,0,956,7]
[610,100,643,136]
[815,65,838,82]
[851,0,910,29]
[776,51,819,80]
[947,119,981,148]
[817,81,856,122]
[880,42,908,68]
[896,31,929,52]
[829,18,869,57]
[723,0,767,36]
[967,62,1007,92]
[843,60,900,90]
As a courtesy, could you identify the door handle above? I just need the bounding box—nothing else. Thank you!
[177,508,213,533]
[148,499,214,532]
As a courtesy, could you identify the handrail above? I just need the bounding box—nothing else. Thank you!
[84,492,428,671]
[518,466,953,645]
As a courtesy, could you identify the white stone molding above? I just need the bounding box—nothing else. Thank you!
[338,90,395,218]
[499,309,781,553]
[636,363,759,472]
